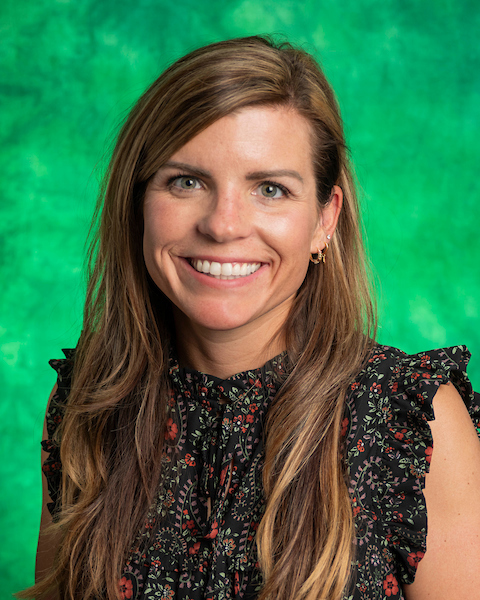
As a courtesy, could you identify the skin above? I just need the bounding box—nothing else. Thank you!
[404,382,480,599]
[37,105,342,591]
[36,105,480,598]
[37,384,480,598]
[143,105,341,378]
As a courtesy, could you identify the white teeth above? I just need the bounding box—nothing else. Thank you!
[221,263,232,276]
[210,261,221,276]
[191,259,261,279]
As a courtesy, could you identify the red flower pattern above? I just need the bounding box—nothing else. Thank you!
[383,573,399,596]
[185,453,196,466]
[234,571,240,595]
[205,520,218,539]
[189,541,201,555]
[119,576,133,600]
[407,550,425,567]
[420,355,431,368]
[425,446,433,464]
[43,345,478,600]
[164,418,178,441]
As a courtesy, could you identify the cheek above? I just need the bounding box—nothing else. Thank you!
[143,196,195,244]
[142,219,158,265]
[142,208,167,279]
[142,233,158,287]
[267,211,318,258]
[143,199,175,254]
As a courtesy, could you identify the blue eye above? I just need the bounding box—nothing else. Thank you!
[172,176,201,190]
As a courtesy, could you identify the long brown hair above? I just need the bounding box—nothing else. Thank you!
[24,36,375,600]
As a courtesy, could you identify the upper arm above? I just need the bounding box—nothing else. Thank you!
[404,382,480,599]
[35,384,62,585]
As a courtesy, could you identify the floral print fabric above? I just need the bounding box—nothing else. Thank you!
[342,345,479,598]
[43,345,480,599]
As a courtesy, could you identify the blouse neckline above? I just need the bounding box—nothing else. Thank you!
[168,352,288,408]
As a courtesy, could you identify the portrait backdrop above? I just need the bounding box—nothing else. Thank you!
[1,0,479,595]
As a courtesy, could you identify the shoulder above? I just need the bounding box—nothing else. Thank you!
[344,342,479,487]
[344,343,480,590]
[345,344,478,428]
[42,349,76,518]
[404,381,480,598]
[45,349,75,429]
[351,343,473,387]
[48,347,75,386]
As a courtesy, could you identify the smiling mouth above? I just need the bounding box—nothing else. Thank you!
[190,259,262,280]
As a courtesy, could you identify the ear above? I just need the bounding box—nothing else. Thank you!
[310,185,343,253]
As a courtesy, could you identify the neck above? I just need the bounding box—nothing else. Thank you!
[173,310,286,379]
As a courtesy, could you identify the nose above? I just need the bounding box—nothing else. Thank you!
[197,188,252,242]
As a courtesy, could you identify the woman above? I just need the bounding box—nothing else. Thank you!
[24,36,480,600]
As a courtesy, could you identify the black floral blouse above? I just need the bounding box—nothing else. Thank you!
[43,345,480,600]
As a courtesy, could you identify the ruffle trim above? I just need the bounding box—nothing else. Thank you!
[42,345,480,592]
[41,348,75,518]
[346,344,479,585]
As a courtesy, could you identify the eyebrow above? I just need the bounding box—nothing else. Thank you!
[160,161,304,184]
[245,170,304,184]
[160,161,212,179]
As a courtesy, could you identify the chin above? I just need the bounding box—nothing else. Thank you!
[192,314,254,333]
[175,303,260,334]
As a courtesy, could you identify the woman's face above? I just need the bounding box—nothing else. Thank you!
[143,105,341,342]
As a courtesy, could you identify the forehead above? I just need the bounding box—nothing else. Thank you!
[168,105,314,174]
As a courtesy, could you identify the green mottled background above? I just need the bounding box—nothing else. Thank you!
[1,0,479,595]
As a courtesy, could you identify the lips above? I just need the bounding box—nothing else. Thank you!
[190,258,262,280]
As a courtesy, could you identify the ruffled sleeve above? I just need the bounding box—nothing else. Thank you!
[41,349,75,519]
[344,345,480,594]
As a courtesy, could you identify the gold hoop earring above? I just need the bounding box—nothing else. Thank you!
[310,242,328,264]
